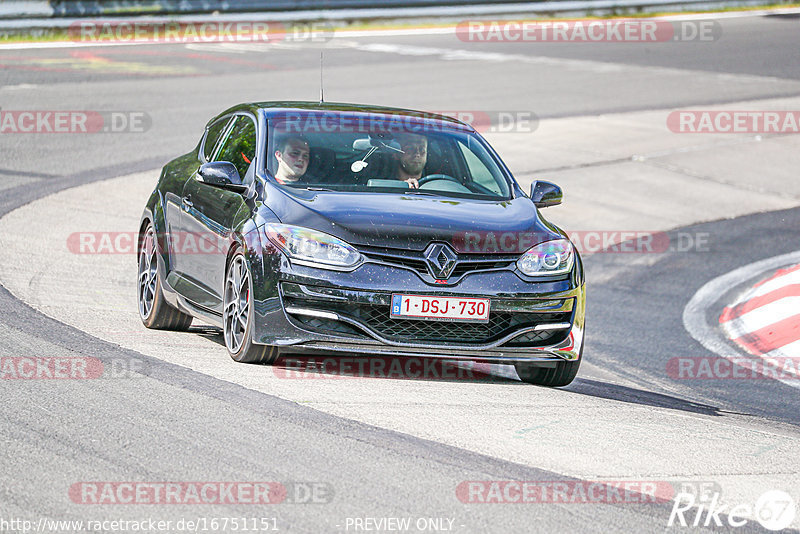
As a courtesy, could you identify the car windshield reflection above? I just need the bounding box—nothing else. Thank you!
[266,112,513,201]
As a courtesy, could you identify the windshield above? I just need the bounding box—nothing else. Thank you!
[265,111,513,200]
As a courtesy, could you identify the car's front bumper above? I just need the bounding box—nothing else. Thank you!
[250,258,585,365]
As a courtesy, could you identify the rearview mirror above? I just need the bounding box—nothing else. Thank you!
[197,161,248,193]
[352,136,402,152]
[530,180,562,208]
[352,138,372,151]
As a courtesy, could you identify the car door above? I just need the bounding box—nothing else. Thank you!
[179,114,257,312]
[167,115,233,286]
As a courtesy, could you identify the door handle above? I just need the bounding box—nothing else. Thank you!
[182,195,193,209]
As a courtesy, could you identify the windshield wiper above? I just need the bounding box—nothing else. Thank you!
[402,189,438,196]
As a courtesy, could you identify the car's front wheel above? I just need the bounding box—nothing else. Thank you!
[137,223,193,331]
[515,356,581,387]
[223,250,279,364]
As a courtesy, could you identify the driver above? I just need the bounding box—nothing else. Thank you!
[274,135,310,184]
[394,133,427,189]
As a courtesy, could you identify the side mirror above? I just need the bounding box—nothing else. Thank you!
[530,180,562,208]
[197,161,248,193]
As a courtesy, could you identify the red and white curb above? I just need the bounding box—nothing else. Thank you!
[683,251,800,388]
[720,264,800,359]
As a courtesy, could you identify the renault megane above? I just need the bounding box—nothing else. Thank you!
[137,102,585,386]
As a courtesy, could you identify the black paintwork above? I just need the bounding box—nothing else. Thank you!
[140,102,585,360]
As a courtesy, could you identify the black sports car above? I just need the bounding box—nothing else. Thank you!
[137,102,585,386]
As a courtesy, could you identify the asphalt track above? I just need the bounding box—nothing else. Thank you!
[1,12,800,533]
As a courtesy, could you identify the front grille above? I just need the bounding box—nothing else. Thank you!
[363,253,429,274]
[450,259,515,277]
[359,245,517,280]
[284,295,570,346]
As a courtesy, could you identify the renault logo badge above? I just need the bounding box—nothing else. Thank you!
[424,243,458,279]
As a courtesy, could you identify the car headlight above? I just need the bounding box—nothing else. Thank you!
[517,239,574,277]
[263,223,362,269]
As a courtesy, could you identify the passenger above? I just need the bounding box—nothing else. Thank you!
[394,133,427,189]
[274,135,310,184]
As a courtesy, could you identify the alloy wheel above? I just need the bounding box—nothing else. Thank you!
[137,226,158,320]
[224,255,251,353]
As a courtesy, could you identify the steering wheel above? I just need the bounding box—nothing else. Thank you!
[417,174,460,186]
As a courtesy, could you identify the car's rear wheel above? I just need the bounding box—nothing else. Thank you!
[137,223,193,331]
[223,251,279,364]
[515,356,581,387]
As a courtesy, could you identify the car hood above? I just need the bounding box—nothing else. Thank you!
[261,187,562,252]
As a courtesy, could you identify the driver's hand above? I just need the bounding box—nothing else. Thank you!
[404,178,419,189]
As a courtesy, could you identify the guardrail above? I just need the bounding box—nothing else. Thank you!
[0,0,794,22]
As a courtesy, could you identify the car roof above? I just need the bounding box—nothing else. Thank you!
[214,101,475,133]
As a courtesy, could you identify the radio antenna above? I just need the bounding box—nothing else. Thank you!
[319,52,325,104]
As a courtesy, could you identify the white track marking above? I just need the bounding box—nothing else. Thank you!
[683,251,800,390]
[763,339,800,359]
[749,268,800,299]
[292,37,797,87]
[721,296,800,333]
[720,265,800,359]
[0,40,153,50]
[218,38,795,84]
[0,83,39,91]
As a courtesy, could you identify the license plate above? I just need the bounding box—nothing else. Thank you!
[390,294,490,322]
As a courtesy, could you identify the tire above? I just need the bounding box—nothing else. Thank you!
[137,223,193,331]
[515,356,581,387]
[223,250,279,364]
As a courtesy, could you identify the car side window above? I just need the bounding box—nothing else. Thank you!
[456,140,501,194]
[215,116,257,178]
[202,117,231,162]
